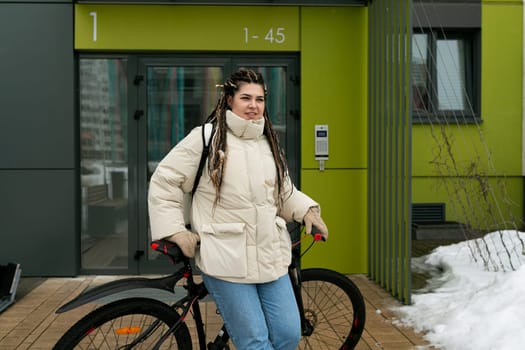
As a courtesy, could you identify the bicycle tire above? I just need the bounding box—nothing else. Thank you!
[53,297,192,350]
[298,268,366,350]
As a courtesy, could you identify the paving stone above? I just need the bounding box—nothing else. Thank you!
[0,274,439,349]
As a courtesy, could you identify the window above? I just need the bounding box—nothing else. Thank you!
[412,29,480,123]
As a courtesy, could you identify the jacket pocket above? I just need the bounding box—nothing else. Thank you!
[199,223,247,278]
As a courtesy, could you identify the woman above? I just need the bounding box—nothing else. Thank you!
[148,69,328,350]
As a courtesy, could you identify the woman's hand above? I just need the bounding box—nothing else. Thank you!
[167,230,200,257]
[303,207,329,240]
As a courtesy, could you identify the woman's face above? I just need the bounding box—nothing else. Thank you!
[227,83,265,120]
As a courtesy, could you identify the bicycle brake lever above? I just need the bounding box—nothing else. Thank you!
[311,225,326,242]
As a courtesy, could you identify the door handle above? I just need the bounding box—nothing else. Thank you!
[134,110,144,120]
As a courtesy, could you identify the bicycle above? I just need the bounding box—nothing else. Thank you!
[53,224,366,349]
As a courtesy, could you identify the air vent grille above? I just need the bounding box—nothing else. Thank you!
[412,203,445,223]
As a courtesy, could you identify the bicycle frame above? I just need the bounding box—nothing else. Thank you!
[289,246,314,337]
[56,233,315,350]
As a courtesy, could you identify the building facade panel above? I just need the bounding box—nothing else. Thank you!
[0,2,76,276]
[0,3,74,169]
[0,170,77,276]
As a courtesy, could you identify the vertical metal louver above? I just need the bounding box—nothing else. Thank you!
[368,0,412,304]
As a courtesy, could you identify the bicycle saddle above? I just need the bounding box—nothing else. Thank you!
[150,239,186,264]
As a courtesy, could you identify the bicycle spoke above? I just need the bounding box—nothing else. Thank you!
[54,298,191,350]
[78,314,169,349]
[298,269,366,350]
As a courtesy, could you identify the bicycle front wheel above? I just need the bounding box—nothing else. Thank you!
[298,268,366,350]
[53,298,192,350]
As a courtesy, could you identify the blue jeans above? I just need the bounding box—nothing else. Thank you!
[202,273,301,350]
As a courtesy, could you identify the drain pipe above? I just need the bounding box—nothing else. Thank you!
[523,0,525,226]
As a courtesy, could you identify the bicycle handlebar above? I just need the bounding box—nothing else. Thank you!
[311,225,326,242]
[151,223,325,264]
[151,240,186,264]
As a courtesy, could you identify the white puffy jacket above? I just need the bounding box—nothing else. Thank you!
[148,111,318,283]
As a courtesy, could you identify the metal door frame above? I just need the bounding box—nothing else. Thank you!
[132,54,300,274]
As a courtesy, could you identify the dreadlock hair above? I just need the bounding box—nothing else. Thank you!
[204,69,289,209]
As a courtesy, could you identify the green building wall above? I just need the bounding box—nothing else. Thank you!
[411,1,523,232]
[300,7,369,274]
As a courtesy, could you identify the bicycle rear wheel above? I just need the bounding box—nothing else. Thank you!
[298,268,366,350]
[53,298,192,350]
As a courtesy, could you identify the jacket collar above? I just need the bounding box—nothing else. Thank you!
[226,110,265,140]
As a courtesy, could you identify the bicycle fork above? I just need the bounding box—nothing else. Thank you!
[289,264,314,336]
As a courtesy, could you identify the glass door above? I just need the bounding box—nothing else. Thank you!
[138,56,299,273]
[79,57,131,273]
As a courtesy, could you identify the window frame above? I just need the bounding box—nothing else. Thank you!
[411,28,481,124]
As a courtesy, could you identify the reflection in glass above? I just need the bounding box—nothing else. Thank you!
[147,67,223,173]
[437,39,467,111]
[412,33,471,116]
[412,34,429,113]
[146,66,223,261]
[80,58,129,270]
